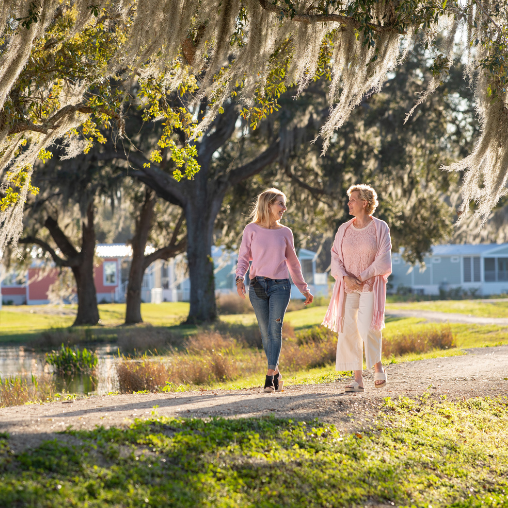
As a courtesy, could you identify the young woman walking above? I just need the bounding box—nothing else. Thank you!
[236,188,313,393]
[323,184,392,392]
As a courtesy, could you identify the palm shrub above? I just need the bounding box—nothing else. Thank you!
[46,345,98,375]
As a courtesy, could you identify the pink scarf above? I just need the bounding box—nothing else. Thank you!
[322,217,392,333]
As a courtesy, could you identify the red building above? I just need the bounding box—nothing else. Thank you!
[1,244,125,305]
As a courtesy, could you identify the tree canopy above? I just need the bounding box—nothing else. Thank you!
[1,0,507,252]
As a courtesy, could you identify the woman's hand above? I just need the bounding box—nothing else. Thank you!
[344,275,362,291]
[236,281,246,299]
[303,291,314,305]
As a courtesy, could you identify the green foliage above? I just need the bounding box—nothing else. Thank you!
[0,374,57,407]
[0,397,507,506]
[45,344,98,375]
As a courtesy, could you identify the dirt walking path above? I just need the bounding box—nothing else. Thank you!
[1,346,507,452]
[387,309,508,325]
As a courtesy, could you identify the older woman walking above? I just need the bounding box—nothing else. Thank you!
[236,188,313,393]
[323,184,392,392]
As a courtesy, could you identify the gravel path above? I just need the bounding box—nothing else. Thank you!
[1,346,507,452]
[387,308,508,325]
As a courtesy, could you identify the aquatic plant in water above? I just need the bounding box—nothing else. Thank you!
[0,374,56,407]
[46,345,98,375]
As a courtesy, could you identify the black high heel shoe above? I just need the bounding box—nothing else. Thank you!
[264,375,275,393]
[273,372,284,392]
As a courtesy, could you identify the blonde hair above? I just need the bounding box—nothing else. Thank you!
[250,188,286,224]
[347,184,379,215]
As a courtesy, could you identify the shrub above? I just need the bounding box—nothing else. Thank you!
[117,327,184,353]
[383,325,456,357]
[46,345,98,375]
[286,300,306,312]
[116,357,169,392]
[0,374,56,407]
[216,293,254,315]
[185,331,237,353]
[33,328,93,349]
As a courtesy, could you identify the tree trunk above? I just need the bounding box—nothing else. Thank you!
[184,197,218,324]
[125,188,156,324]
[72,203,100,326]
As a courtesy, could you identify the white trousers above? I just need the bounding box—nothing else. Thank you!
[336,291,382,371]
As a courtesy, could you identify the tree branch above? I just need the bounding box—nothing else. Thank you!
[283,166,331,201]
[142,238,187,270]
[18,236,70,267]
[226,140,280,188]
[8,104,124,136]
[96,150,187,208]
[257,0,406,33]
[198,103,239,167]
[168,211,185,248]
[44,216,80,262]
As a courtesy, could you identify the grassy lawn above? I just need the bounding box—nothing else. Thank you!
[0,396,506,507]
[386,299,508,318]
[0,303,191,344]
[0,304,326,344]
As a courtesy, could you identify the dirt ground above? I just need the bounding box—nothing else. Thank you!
[1,345,507,452]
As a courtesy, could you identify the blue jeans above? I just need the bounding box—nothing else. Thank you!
[249,277,291,370]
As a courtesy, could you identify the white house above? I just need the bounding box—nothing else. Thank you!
[167,246,329,302]
[391,243,508,296]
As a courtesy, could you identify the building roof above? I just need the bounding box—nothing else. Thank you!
[96,244,155,258]
[431,244,502,256]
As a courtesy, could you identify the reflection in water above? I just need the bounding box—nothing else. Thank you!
[0,344,119,394]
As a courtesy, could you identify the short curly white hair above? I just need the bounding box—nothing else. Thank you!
[347,184,379,215]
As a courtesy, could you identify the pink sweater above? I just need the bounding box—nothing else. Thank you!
[342,220,377,293]
[236,223,309,293]
[322,217,392,332]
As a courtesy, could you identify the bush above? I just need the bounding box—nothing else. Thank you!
[33,328,94,349]
[46,345,98,375]
[216,293,254,315]
[0,374,56,407]
[286,300,306,312]
[116,326,185,353]
[116,357,169,393]
[383,325,455,357]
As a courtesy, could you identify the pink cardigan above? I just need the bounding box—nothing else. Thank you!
[322,217,392,333]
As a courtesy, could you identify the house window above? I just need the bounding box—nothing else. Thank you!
[463,257,472,282]
[498,258,508,281]
[484,258,496,282]
[451,256,460,263]
[464,257,481,283]
[103,261,117,285]
[473,257,481,282]
[301,259,314,285]
[392,257,401,265]
[432,257,441,263]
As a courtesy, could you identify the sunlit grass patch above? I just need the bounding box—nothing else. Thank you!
[0,396,506,507]
[386,299,508,318]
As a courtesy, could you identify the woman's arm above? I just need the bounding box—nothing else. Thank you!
[330,228,349,279]
[235,227,253,279]
[285,230,310,295]
[235,227,253,300]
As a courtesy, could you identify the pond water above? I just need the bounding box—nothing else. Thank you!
[0,344,120,395]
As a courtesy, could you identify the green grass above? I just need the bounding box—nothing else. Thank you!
[384,316,508,349]
[387,299,508,318]
[0,303,326,344]
[0,303,191,344]
[0,396,506,507]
